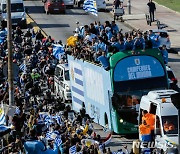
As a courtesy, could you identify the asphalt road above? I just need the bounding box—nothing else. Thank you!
[24,1,180,152]
[24,1,130,43]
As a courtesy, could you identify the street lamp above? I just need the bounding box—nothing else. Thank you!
[127,0,131,14]
[7,0,14,106]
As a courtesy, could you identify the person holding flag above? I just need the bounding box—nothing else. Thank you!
[83,0,98,16]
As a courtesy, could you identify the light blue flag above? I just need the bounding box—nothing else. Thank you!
[83,0,98,16]
[53,44,65,60]
[19,63,27,72]
[69,145,76,154]
[0,107,6,125]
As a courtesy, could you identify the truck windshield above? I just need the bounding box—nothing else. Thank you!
[2,3,24,13]
[162,115,178,135]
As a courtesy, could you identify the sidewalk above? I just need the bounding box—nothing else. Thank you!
[106,0,180,53]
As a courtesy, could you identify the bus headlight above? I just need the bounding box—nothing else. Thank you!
[120,119,123,123]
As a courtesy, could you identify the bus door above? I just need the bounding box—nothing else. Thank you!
[109,91,119,132]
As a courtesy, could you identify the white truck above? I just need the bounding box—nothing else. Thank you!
[54,63,71,103]
[0,0,27,28]
[138,90,180,154]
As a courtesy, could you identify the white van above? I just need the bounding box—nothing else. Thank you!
[96,0,106,10]
[63,0,74,8]
[0,0,27,28]
[54,63,71,103]
[138,90,179,153]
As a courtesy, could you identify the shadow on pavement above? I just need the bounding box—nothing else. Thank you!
[26,6,44,14]
[66,10,88,15]
[170,48,180,54]
[37,23,70,28]
[168,58,180,63]
[167,29,177,32]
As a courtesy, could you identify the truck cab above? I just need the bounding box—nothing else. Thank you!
[54,63,71,103]
[139,90,179,153]
[0,0,27,28]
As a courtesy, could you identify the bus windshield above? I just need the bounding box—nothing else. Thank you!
[2,3,24,13]
[111,91,148,124]
[162,115,178,135]
[113,55,167,92]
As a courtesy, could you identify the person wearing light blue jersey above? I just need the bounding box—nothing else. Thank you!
[148,30,160,48]
[111,21,119,35]
[124,36,134,50]
[116,39,125,51]
[132,32,145,52]
[43,142,59,154]
[160,45,168,64]
[23,129,46,154]
[105,27,113,40]
[97,51,109,70]
[97,37,107,52]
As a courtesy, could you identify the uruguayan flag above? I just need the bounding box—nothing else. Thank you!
[0,106,5,125]
[53,44,65,60]
[19,63,27,72]
[55,115,62,125]
[69,145,76,154]
[70,62,85,110]
[55,136,62,146]
[83,0,98,16]
[0,125,9,131]
[15,107,20,115]
[46,131,62,146]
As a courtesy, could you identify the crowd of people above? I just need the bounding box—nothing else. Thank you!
[0,22,135,154]
[67,20,169,70]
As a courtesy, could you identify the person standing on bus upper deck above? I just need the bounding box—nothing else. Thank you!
[97,37,107,53]
[116,39,125,52]
[132,32,145,52]
[124,36,134,50]
[160,45,168,65]
[97,51,109,70]
[105,27,113,41]
[114,0,121,9]
[111,21,119,35]
[148,30,160,48]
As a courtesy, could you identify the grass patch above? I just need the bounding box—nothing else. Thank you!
[154,0,180,12]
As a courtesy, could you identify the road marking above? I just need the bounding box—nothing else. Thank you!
[26,13,48,37]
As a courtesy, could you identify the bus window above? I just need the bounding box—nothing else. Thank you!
[149,103,157,114]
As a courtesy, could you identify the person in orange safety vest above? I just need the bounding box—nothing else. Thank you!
[163,121,175,132]
[142,110,155,131]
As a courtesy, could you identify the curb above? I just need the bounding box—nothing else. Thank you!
[26,13,48,37]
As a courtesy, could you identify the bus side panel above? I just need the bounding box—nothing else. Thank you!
[68,56,112,130]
